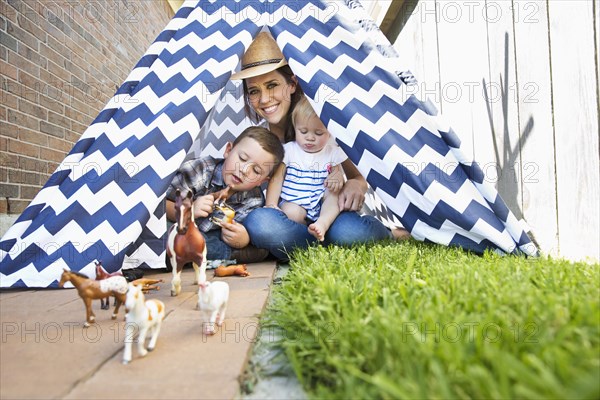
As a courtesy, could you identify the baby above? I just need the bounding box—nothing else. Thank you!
[266,97,347,241]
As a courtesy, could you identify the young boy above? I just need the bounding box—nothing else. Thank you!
[166,126,284,262]
[266,97,347,241]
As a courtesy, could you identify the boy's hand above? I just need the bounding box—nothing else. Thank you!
[193,195,216,218]
[220,220,250,249]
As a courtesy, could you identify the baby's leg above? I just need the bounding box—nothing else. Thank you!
[309,191,340,241]
[280,201,308,225]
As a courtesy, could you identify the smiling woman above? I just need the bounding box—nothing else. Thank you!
[231,32,394,261]
[232,32,304,143]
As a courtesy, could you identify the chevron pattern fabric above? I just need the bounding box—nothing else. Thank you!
[0,0,537,288]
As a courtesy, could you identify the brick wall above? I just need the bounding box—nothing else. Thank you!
[0,0,173,216]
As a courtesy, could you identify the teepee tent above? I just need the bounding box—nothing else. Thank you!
[0,0,537,288]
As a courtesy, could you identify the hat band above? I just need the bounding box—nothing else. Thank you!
[241,58,283,70]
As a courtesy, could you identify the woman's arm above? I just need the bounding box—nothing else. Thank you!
[339,159,367,211]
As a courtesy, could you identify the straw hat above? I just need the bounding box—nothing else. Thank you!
[230,32,288,80]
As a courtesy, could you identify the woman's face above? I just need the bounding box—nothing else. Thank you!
[245,70,296,126]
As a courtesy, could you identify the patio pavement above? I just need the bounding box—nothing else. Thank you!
[0,261,278,400]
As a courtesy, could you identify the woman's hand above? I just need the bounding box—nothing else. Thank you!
[220,221,250,249]
[339,160,367,211]
[192,195,216,218]
[338,178,366,211]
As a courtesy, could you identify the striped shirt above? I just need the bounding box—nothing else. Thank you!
[281,142,347,221]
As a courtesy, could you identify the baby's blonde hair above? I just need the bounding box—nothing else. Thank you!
[291,96,317,127]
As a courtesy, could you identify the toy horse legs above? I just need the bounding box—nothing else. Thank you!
[82,297,96,327]
[123,322,136,363]
[168,189,208,296]
[169,245,206,296]
[82,292,124,327]
[146,317,163,352]
[136,326,150,358]
[207,302,227,334]
[168,220,207,296]
[168,226,181,296]
[123,321,162,364]
[111,293,125,320]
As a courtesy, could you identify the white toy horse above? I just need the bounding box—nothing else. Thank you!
[122,283,166,364]
[197,280,229,335]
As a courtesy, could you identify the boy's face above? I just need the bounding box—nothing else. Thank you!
[222,137,276,191]
[294,114,330,153]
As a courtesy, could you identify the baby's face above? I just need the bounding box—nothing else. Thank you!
[294,114,330,153]
[222,137,276,191]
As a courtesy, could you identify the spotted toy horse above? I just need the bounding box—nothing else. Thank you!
[59,268,127,327]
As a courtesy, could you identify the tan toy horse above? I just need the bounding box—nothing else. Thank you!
[59,268,127,327]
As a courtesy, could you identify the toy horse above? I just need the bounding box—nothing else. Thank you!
[122,283,165,364]
[214,264,250,277]
[197,280,229,335]
[212,186,235,225]
[131,278,163,293]
[59,268,127,327]
[167,190,206,296]
[167,187,233,296]
[94,260,123,310]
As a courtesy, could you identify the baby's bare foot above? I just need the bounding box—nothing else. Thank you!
[308,222,326,241]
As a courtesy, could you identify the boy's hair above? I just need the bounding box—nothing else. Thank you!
[233,126,284,176]
[291,96,317,127]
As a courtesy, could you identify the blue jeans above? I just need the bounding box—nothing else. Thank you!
[202,229,232,260]
[243,208,392,260]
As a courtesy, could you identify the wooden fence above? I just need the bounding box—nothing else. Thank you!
[388,0,599,261]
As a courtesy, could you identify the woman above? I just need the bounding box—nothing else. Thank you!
[231,32,403,260]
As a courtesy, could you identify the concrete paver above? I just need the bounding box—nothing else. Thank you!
[0,261,277,400]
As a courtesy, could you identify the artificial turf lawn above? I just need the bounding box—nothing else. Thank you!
[264,241,600,399]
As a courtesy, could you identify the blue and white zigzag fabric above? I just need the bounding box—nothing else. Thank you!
[0,0,537,288]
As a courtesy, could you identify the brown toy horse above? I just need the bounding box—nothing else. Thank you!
[167,189,206,296]
[167,188,233,296]
[59,268,127,327]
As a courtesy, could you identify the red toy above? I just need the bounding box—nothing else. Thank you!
[94,260,123,310]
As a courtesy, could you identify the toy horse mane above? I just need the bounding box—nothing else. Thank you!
[68,270,89,279]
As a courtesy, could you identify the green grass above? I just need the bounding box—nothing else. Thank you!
[264,240,600,399]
